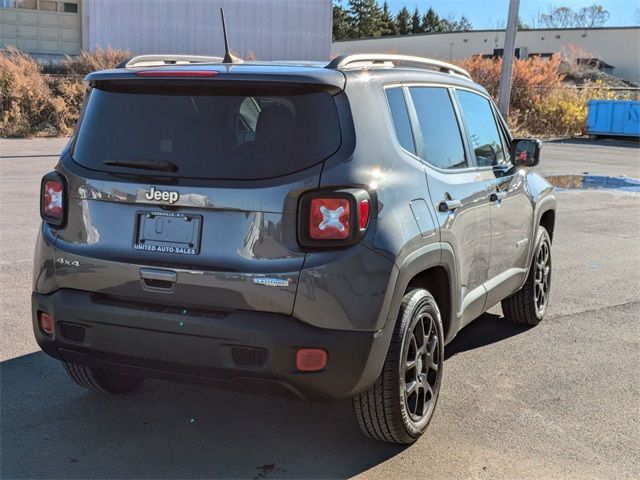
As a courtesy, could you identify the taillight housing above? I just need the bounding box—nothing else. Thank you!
[40,172,66,227]
[298,189,371,247]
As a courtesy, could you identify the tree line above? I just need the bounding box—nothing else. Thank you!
[333,0,472,41]
[333,1,611,41]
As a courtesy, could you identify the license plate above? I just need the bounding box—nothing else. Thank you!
[134,211,202,255]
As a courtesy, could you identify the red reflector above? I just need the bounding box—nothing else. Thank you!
[135,70,219,77]
[296,349,328,372]
[359,199,370,229]
[39,312,54,335]
[309,198,350,240]
[43,180,63,220]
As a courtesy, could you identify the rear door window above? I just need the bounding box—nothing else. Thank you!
[72,85,342,180]
[385,87,416,154]
[408,87,467,170]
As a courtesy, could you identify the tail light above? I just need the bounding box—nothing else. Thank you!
[298,189,371,247]
[40,172,66,227]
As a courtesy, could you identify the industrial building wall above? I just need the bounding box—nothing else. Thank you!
[83,0,331,61]
[332,28,640,83]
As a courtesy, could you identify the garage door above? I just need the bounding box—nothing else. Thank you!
[0,0,80,55]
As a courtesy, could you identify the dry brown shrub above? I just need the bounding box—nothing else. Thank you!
[456,54,603,137]
[61,46,131,75]
[0,46,57,137]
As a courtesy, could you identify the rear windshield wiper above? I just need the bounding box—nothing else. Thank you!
[102,159,178,173]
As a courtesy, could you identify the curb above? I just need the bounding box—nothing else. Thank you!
[545,175,640,192]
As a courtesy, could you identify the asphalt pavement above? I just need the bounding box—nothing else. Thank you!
[0,137,639,479]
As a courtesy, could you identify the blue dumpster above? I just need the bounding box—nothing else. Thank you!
[586,100,640,137]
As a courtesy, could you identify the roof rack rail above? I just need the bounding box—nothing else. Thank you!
[326,54,472,79]
[117,54,226,68]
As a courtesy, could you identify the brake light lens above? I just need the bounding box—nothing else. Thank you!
[135,70,219,77]
[309,198,350,240]
[40,173,65,226]
[359,199,370,229]
[299,189,371,247]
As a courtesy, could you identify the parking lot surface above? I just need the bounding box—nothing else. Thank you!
[1,138,639,479]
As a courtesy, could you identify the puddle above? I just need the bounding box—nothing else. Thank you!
[546,175,640,192]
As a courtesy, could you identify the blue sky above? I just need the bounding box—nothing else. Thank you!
[382,0,640,28]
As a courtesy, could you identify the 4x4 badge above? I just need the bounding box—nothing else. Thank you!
[145,187,179,204]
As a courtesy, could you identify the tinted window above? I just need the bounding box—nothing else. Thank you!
[73,85,341,180]
[455,90,506,167]
[385,88,415,154]
[409,87,466,169]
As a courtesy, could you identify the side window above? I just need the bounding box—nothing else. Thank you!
[409,87,466,170]
[455,90,507,168]
[385,88,416,154]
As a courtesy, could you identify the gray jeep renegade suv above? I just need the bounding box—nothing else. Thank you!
[33,53,556,444]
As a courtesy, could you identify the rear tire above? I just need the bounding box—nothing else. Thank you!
[63,362,144,393]
[353,289,444,444]
[502,226,552,326]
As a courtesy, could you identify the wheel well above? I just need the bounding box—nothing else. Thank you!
[406,266,452,338]
[540,210,556,242]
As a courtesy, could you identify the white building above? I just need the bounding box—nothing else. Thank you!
[333,27,640,83]
[0,0,332,61]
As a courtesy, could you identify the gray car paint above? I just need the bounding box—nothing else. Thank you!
[34,62,555,380]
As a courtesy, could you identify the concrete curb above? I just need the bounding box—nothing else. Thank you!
[546,175,640,192]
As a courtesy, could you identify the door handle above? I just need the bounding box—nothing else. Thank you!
[489,191,507,202]
[438,199,462,213]
[140,268,177,293]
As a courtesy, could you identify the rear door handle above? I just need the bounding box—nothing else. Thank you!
[489,191,507,202]
[438,199,462,213]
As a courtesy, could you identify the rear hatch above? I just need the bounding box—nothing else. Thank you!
[51,66,348,314]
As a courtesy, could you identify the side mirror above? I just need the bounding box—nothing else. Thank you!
[510,138,541,167]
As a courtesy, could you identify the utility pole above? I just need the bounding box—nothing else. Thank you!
[497,0,520,117]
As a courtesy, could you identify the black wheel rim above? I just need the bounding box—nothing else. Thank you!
[534,239,551,315]
[402,312,440,424]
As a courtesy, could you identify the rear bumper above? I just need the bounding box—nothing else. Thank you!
[32,289,390,400]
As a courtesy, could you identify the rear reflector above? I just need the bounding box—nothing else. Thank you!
[135,70,219,78]
[38,312,54,335]
[309,198,350,240]
[296,349,328,372]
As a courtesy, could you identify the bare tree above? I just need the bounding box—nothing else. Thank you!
[577,4,610,28]
[538,4,609,28]
[633,8,640,24]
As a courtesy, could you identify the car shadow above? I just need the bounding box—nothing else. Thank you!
[445,312,533,360]
[1,312,531,479]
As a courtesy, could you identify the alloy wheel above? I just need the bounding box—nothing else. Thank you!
[534,239,551,315]
[402,311,440,425]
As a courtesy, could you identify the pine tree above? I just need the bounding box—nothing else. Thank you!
[421,7,443,33]
[379,1,398,36]
[396,7,411,35]
[410,7,422,34]
[332,3,353,40]
[348,0,383,38]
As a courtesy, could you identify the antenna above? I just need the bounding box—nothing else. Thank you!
[220,8,242,64]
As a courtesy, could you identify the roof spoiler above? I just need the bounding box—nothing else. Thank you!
[117,55,226,68]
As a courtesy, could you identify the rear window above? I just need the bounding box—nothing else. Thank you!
[72,84,342,180]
